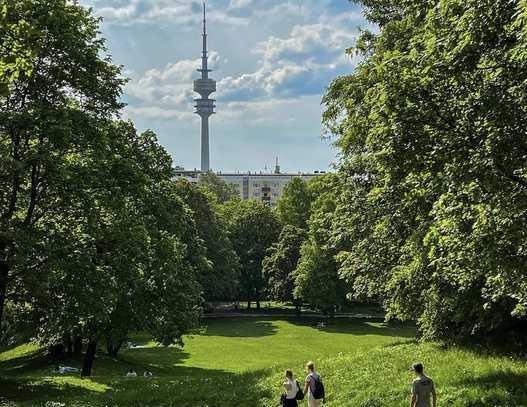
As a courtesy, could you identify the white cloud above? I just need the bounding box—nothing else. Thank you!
[229,0,252,9]
[81,0,249,26]
[217,22,358,101]
[125,51,220,106]
[123,18,358,122]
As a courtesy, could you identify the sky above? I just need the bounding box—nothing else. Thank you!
[79,0,369,173]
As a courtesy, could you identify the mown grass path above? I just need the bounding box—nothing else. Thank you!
[1,318,526,406]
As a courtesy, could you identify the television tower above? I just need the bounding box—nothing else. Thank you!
[194,2,216,173]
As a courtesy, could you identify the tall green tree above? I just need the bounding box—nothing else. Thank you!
[0,0,204,377]
[15,123,204,375]
[294,174,347,315]
[276,177,312,229]
[174,179,240,301]
[225,201,279,309]
[263,225,307,314]
[0,0,124,340]
[324,0,527,339]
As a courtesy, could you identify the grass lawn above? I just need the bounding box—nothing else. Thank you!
[1,317,526,407]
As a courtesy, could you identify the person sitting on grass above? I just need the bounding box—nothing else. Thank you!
[144,370,153,378]
[126,369,137,377]
[411,363,436,407]
[303,361,324,407]
[282,369,300,406]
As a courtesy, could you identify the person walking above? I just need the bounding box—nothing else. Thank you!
[282,369,299,407]
[303,361,324,406]
[411,363,436,407]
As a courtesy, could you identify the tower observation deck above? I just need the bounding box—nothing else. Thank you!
[194,2,216,173]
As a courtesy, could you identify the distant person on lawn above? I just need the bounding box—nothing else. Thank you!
[411,363,436,407]
[126,369,137,377]
[282,369,300,406]
[304,361,324,407]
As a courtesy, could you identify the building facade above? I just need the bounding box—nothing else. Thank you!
[174,169,324,207]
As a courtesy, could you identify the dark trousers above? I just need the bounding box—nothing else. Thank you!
[283,398,298,407]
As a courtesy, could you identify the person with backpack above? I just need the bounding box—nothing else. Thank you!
[281,369,303,406]
[303,361,324,406]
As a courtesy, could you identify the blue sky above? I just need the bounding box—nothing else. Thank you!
[80,0,368,172]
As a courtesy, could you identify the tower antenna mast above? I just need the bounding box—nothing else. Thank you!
[194,1,216,172]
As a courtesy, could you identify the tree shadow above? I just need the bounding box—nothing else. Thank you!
[288,317,417,338]
[451,370,527,404]
[0,347,59,375]
[458,370,527,388]
[116,347,192,375]
[0,376,99,402]
[201,318,278,338]
[1,361,273,407]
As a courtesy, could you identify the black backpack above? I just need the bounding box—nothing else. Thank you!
[295,381,304,400]
[312,375,325,399]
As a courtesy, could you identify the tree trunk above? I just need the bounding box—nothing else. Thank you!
[294,301,302,318]
[73,336,83,356]
[247,300,251,309]
[255,291,261,310]
[49,343,65,360]
[0,235,9,338]
[81,340,97,377]
[0,261,8,341]
[106,339,122,358]
[64,335,73,358]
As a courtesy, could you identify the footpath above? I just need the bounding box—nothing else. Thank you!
[204,312,384,319]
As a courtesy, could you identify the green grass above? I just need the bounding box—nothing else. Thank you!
[1,317,526,407]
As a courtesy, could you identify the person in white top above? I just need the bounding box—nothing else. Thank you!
[304,361,324,407]
[282,369,299,407]
[125,369,137,377]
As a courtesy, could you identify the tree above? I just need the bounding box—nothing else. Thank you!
[199,172,239,203]
[276,177,312,229]
[324,0,527,339]
[294,174,347,316]
[174,179,240,301]
[225,201,279,309]
[0,0,124,340]
[0,0,204,377]
[262,225,307,315]
[0,1,38,96]
[14,123,204,375]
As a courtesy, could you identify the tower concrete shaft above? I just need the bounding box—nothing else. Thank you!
[193,2,216,172]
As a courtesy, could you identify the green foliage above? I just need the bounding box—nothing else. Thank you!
[276,177,312,229]
[294,174,348,315]
[262,225,307,303]
[0,0,125,344]
[198,172,239,204]
[324,0,527,339]
[224,201,280,307]
[0,0,40,95]
[0,0,203,368]
[174,180,240,301]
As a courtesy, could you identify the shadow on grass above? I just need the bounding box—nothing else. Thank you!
[201,318,278,338]
[0,347,54,375]
[1,365,273,407]
[458,370,527,389]
[0,376,99,402]
[288,317,417,338]
[0,341,273,406]
[117,347,192,375]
